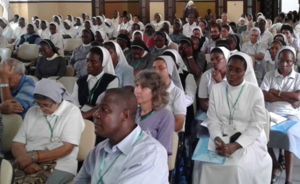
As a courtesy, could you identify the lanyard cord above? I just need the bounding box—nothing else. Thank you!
[87,77,102,104]
[226,84,245,125]
[97,130,143,184]
[45,116,59,142]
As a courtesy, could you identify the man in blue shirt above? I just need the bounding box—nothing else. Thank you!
[0,58,36,118]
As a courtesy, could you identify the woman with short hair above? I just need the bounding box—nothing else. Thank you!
[134,70,175,154]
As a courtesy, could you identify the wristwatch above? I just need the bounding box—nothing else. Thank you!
[187,56,193,60]
[0,83,9,88]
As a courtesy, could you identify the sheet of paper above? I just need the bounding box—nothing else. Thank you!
[208,136,230,152]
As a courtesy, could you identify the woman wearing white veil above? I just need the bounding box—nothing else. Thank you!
[49,22,64,57]
[151,13,164,31]
[103,41,134,90]
[38,20,50,39]
[184,1,199,23]
[153,55,186,132]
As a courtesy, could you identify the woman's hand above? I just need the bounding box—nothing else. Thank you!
[14,153,32,169]
[215,137,228,156]
[224,142,242,157]
[212,70,223,83]
[215,137,242,157]
[24,163,42,174]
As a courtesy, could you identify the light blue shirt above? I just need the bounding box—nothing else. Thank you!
[115,62,135,88]
[73,126,169,184]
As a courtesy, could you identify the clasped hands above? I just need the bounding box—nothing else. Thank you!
[14,152,41,174]
[269,89,300,109]
[214,137,241,157]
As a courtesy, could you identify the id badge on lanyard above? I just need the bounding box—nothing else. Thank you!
[222,124,237,137]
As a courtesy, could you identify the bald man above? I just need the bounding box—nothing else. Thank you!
[74,88,169,184]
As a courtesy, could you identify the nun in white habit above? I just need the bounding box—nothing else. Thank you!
[162,49,197,107]
[103,41,134,89]
[193,51,272,184]
[49,22,64,57]
[153,55,187,132]
[38,20,50,39]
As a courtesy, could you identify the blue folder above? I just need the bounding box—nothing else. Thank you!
[192,135,226,164]
[271,120,297,134]
[195,112,208,121]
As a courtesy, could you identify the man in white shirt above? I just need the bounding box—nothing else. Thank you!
[201,24,221,54]
[258,19,273,49]
[73,88,169,184]
[119,16,131,33]
[183,14,197,37]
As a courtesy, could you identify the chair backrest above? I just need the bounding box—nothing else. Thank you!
[2,114,23,153]
[6,44,14,53]
[27,75,39,82]
[0,48,12,62]
[265,109,270,141]
[17,44,39,60]
[77,119,96,161]
[66,66,75,77]
[0,158,13,184]
[168,132,179,171]
[64,39,82,52]
[49,76,78,94]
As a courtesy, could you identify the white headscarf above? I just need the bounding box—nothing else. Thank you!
[212,47,230,62]
[192,26,203,37]
[250,27,261,41]
[275,46,296,70]
[105,41,128,67]
[95,46,115,75]
[238,17,246,26]
[49,22,60,33]
[156,55,183,90]
[76,17,84,25]
[163,49,187,72]
[27,23,37,32]
[185,1,194,9]
[0,17,10,27]
[40,20,49,30]
[274,33,288,45]
[131,30,144,41]
[96,30,108,42]
[64,19,72,27]
[229,52,258,86]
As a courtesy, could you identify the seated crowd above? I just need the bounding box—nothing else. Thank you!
[0,2,300,184]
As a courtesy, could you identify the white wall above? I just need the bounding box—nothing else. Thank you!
[282,0,299,13]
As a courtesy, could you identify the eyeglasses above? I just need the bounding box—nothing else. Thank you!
[35,101,54,110]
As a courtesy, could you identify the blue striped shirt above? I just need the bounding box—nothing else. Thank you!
[11,75,36,118]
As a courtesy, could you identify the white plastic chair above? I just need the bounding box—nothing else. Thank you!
[0,48,12,62]
[0,158,14,184]
[2,114,23,153]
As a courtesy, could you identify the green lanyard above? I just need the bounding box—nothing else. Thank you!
[134,61,141,69]
[140,111,155,122]
[87,78,102,104]
[97,130,143,184]
[226,84,245,125]
[45,116,59,142]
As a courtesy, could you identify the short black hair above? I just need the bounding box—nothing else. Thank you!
[228,55,247,71]
[222,25,230,31]
[211,23,221,31]
[89,47,103,62]
[104,88,137,120]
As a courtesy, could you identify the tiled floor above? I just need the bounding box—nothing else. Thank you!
[274,149,300,184]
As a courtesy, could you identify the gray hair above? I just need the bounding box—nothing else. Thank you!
[3,58,25,74]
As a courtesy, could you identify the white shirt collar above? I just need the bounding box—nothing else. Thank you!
[46,53,59,60]
[87,70,104,81]
[275,68,296,79]
[166,81,175,92]
[102,126,142,156]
